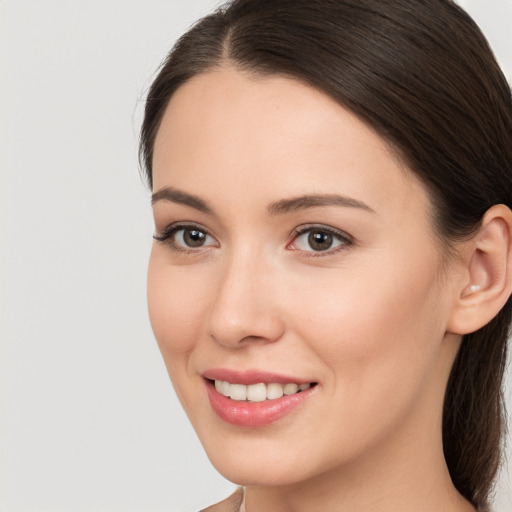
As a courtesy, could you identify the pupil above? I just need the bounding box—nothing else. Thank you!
[308,231,333,251]
[184,229,206,247]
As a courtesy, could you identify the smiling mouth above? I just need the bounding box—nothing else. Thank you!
[209,379,317,402]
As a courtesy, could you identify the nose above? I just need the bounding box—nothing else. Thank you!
[207,251,285,349]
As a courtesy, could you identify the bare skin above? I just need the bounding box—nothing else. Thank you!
[148,66,512,512]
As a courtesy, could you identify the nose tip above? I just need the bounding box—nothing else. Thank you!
[209,313,284,348]
[207,262,285,349]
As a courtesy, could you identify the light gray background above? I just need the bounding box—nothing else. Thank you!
[1,1,511,511]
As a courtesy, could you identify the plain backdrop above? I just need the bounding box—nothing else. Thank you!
[1,1,511,511]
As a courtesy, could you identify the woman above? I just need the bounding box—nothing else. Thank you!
[140,1,512,510]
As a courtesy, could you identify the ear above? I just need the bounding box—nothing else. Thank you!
[447,204,512,335]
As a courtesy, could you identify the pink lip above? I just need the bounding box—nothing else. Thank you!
[202,369,317,428]
[202,368,313,385]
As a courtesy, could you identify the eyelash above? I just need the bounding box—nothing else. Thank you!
[288,224,354,257]
[153,223,354,257]
[153,223,217,254]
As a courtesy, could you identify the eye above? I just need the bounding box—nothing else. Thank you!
[154,223,218,251]
[175,227,215,248]
[288,225,352,254]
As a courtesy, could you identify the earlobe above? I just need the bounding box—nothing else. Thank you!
[447,204,512,335]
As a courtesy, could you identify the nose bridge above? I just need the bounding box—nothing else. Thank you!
[207,243,284,348]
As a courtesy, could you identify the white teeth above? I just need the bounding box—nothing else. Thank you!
[213,380,313,402]
[266,383,284,400]
[284,383,299,395]
[247,383,267,402]
[229,383,247,401]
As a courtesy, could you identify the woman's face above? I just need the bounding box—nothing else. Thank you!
[148,67,462,486]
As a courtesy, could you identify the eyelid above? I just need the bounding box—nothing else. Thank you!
[287,224,354,255]
[153,222,219,251]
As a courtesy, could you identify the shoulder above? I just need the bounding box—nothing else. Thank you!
[199,487,244,512]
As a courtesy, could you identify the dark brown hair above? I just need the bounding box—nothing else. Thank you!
[140,0,512,507]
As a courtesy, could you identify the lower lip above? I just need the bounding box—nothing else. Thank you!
[205,380,316,427]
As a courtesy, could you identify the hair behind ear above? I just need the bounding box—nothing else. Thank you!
[443,300,511,506]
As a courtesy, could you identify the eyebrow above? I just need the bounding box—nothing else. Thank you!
[151,186,375,216]
[151,186,213,214]
[268,194,375,216]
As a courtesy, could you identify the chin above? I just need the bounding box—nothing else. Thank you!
[208,452,313,487]
[195,424,333,488]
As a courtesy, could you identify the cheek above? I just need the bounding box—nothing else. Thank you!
[147,249,212,361]
[279,256,449,464]
[291,254,447,398]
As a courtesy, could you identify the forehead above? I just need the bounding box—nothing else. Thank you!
[152,66,431,224]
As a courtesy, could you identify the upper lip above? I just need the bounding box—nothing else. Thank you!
[202,368,315,385]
